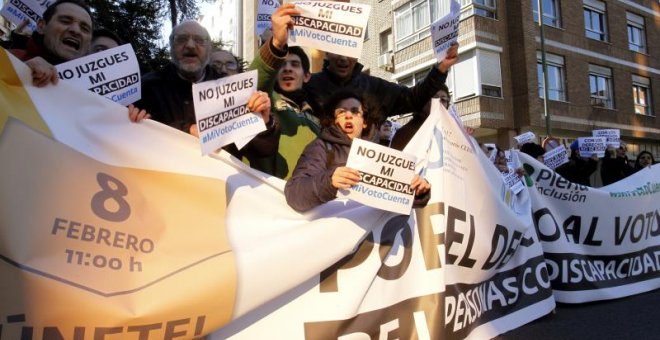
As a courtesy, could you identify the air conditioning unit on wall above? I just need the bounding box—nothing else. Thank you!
[378,52,393,71]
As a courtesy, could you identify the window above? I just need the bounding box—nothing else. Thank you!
[479,50,502,98]
[394,0,431,50]
[626,12,646,53]
[380,30,392,54]
[460,0,497,19]
[398,68,432,87]
[532,0,561,27]
[537,52,566,101]
[588,64,613,109]
[583,0,607,41]
[632,75,652,116]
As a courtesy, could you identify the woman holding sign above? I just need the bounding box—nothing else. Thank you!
[284,90,430,213]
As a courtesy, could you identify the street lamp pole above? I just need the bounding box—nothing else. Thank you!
[537,0,552,137]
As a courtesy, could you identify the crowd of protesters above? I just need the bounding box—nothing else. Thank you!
[2,0,655,214]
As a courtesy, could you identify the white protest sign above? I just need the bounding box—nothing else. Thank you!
[592,129,620,148]
[514,131,536,145]
[289,1,370,59]
[0,0,51,32]
[543,144,568,170]
[484,143,497,162]
[55,44,141,106]
[339,138,416,215]
[502,170,524,194]
[256,0,280,36]
[193,70,265,155]
[577,136,607,158]
[430,0,460,62]
[504,149,514,170]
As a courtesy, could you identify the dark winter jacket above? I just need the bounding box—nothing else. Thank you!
[284,125,429,213]
[305,61,448,124]
[555,152,598,186]
[136,62,279,159]
[600,154,634,186]
[10,33,68,64]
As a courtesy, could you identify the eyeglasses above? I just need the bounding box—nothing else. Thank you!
[212,60,238,71]
[173,34,209,46]
[334,107,363,118]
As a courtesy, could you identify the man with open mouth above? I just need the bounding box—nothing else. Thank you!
[10,0,93,87]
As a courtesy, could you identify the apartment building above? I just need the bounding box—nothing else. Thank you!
[358,0,659,157]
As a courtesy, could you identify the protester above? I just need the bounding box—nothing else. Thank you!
[600,144,634,185]
[210,48,241,76]
[284,90,430,213]
[555,140,598,186]
[90,28,122,53]
[390,84,451,151]
[520,142,546,163]
[135,21,278,159]
[247,4,321,178]
[10,0,93,87]
[634,151,655,172]
[378,120,393,146]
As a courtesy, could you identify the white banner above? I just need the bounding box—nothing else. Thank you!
[288,1,370,59]
[519,152,660,303]
[192,70,265,155]
[56,44,141,105]
[2,50,658,339]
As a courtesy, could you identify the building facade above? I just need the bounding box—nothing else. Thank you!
[358,0,659,158]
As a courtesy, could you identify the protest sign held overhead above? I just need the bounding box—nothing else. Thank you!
[339,139,416,215]
[0,0,51,32]
[514,131,537,146]
[288,1,371,59]
[256,0,280,36]
[193,70,265,155]
[55,44,141,105]
[593,129,620,148]
[578,136,607,158]
[543,144,569,170]
[431,0,461,62]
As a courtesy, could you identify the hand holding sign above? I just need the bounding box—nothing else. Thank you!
[271,3,300,49]
[25,56,59,87]
[332,166,360,189]
[438,43,459,73]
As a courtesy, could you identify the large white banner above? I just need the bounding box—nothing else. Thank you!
[1,49,658,339]
[520,152,660,303]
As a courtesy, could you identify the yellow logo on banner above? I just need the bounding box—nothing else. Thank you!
[0,119,237,338]
[0,48,52,137]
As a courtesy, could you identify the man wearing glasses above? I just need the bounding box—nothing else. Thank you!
[210,49,241,76]
[137,21,278,159]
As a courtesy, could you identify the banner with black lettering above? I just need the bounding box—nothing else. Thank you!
[211,100,557,339]
[518,152,660,303]
[56,44,141,105]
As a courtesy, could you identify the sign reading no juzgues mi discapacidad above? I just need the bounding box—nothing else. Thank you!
[339,139,417,215]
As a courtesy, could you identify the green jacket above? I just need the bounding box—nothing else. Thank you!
[248,40,320,179]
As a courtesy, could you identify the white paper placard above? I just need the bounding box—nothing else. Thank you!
[592,129,620,148]
[339,139,416,215]
[256,0,280,36]
[288,1,371,59]
[0,0,50,32]
[577,137,607,158]
[543,144,569,170]
[55,44,141,106]
[430,0,460,62]
[192,70,266,155]
[514,131,536,145]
